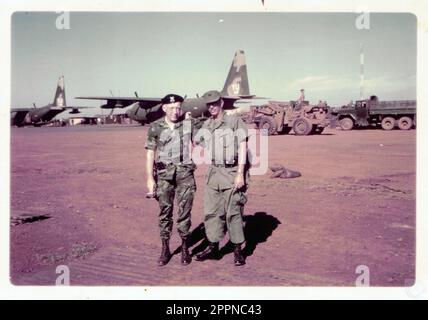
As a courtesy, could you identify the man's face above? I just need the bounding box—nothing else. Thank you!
[207,99,223,117]
[162,102,182,122]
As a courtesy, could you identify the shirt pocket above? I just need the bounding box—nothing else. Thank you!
[219,133,236,164]
[157,136,171,151]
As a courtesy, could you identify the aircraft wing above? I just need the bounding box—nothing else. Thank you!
[64,106,94,109]
[75,96,161,102]
[75,96,162,109]
[11,108,31,112]
[63,106,95,114]
[239,95,268,99]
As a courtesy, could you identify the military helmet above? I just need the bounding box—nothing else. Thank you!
[202,90,222,104]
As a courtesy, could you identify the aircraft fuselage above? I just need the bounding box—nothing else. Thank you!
[29,105,65,123]
[12,104,66,127]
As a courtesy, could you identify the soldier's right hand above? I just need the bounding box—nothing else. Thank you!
[146,178,157,196]
[146,192,157,199]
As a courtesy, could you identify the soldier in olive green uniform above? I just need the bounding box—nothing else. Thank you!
[194,90,249,266]
[145,94,197,266]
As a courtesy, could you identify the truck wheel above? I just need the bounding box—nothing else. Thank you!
[339,117,354,130]
[293,118,312,136]
[397,116,413,130]
[381,117,395,130]
[259,116,277,135]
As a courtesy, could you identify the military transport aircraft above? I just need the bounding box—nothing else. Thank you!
[11,76,91,127]
[76,50,258,125]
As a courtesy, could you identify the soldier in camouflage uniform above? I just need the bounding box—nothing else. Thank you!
[145,94,197,266]
[194,90,249,266]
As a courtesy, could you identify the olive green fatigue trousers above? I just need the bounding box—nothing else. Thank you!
[203,165,247,244]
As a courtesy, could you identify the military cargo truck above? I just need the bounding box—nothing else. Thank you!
[248,100,331,136]
[332,96,416,130]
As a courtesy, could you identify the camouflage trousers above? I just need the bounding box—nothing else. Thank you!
[203,166,247,244]
[156,163,196,240]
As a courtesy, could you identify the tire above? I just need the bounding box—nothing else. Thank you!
[339,117,354,130]
[293,117,312,136]
[397,116,413,130]
[381,117,395,130]
[259,116,277,135]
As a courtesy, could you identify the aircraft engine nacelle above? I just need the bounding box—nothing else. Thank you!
[126,102,147,124]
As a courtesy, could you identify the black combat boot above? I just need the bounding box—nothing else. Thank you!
[158,239,172,266]
[195,242,220,261]
[233,243,246,266]
[181,238,192,266]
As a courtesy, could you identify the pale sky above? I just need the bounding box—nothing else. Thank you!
[11,12,416,117]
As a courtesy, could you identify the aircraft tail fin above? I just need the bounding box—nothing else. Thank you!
[53,76,66,107]
[221,50,251,97]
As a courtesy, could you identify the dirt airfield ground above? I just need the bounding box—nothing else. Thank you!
[10,124,416,286]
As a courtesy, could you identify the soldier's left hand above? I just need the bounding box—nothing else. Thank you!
[234,173,245,190]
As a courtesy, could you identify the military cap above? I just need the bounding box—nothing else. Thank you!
[202,90,223,104]
[161,93,184,105]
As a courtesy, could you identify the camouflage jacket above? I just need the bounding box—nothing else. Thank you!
[145,117,201,165]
